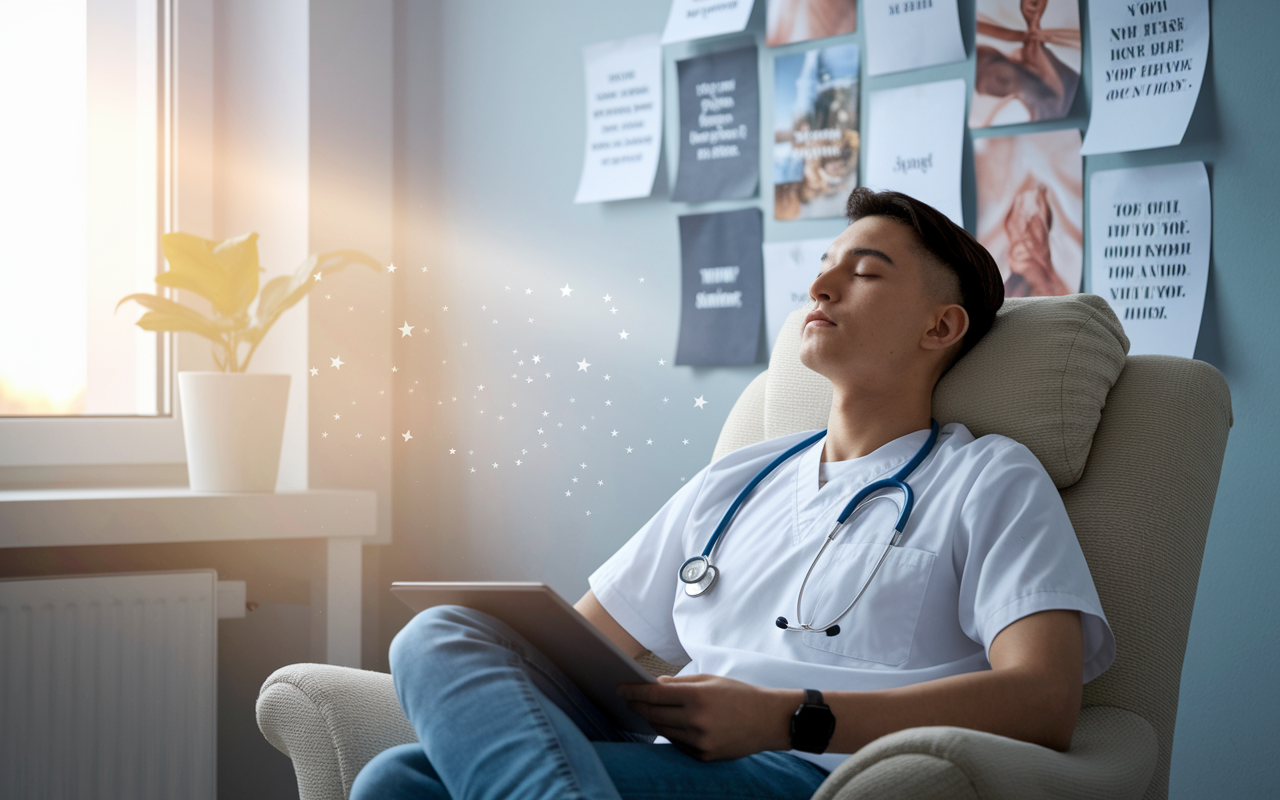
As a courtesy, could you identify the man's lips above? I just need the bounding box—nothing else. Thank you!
[804,309,836,329]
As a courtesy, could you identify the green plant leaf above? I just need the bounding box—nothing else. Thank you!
[115,292,233,341]
[253,249,382,332]
[212,232,262,317]
[157,232,260,319]
[132,310,227,343]
[254,270,306,331]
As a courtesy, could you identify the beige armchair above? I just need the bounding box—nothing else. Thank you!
[258,294,1231,800]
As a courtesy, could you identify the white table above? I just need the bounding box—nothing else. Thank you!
[0,487,376,668]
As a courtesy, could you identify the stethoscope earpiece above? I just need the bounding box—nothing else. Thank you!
[775,616,842,636]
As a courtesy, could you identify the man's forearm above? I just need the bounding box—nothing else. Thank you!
[808,665,1080,754]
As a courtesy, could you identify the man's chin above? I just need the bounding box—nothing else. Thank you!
[797,340,834,378]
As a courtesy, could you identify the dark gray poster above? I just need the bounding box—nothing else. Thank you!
[675,208,764,366]
[672,46,760,203]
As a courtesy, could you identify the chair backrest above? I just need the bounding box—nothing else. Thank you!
[713,295,1232,800]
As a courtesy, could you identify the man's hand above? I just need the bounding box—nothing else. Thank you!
[618,674,803,761]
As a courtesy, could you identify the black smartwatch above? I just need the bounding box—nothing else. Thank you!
[789,689,836,753]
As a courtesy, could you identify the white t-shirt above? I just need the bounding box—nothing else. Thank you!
[588,422,1115,772]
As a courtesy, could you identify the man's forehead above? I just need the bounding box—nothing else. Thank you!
[821,217,915,262]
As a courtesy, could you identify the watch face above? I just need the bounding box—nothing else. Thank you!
[791,704,837,754]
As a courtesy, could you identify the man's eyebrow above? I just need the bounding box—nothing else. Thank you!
[820,247,897,268]
[849,247,896,266]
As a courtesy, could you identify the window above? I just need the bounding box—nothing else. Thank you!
[0,0,171,418]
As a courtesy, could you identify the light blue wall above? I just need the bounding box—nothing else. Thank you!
[387,2,1280,796]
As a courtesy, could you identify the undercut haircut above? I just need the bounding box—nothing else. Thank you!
[845,187,1004,359]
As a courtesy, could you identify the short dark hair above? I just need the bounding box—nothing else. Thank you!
[845,187,1004,358]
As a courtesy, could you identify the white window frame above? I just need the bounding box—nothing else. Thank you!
[0,0,213,472]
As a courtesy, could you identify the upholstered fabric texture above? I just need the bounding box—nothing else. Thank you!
[716,295,1131,490]
[257,663,417,800]
[258,293,1231,800]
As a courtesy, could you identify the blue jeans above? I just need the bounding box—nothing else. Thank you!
[350,605,830,800]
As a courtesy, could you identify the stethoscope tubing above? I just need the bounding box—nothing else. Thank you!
[681,420,941,633]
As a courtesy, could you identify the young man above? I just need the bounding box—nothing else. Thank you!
[352,189,1114,800]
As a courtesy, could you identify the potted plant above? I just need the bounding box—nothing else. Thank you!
[117,232,380,492]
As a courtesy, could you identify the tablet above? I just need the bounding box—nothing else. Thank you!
[391,581,657,736]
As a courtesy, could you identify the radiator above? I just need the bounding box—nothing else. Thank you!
[0,571,217,800]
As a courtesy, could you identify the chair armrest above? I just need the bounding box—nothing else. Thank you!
[256,663,417,800]
[812,706,1158,800]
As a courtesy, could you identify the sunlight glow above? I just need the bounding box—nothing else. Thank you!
[0,0,162,416]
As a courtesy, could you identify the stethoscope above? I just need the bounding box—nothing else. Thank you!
[678,420,940,637]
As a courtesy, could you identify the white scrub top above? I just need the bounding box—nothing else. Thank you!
[588,422,1115,772]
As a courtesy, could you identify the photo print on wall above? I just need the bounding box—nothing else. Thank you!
[974,128,1083,297]
[970,0,1082,129]
[766,0,858,46]
[773,42,860,221]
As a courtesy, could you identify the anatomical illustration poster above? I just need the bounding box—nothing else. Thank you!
[970,0,1082,129]
[773,42,860,220]
[974,128,1083,297]
[766,0,858,46]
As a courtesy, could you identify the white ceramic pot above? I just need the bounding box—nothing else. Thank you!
[178,371,291,492]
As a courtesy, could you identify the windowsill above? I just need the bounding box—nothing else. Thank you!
[0,487,376,549]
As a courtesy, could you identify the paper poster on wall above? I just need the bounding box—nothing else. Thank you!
[574,35,663,204]
[970,0,1081,129]
[773,43,860,220]
[974,128,1083,297]
[662,0,757,44]
[675,208,765,366]
[766,0,857,46]
[672,46,761,203]
[1080,0,1209,155]
[763,236,833,349]
[863,0,965,76]
[1089,162,1210,357]
[864,79,966,226]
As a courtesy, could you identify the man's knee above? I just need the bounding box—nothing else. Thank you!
[350,743,445,800]
[389,604,503,674]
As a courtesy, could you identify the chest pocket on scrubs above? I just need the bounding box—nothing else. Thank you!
[798,542,936,666]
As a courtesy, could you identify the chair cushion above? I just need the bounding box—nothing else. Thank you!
[755,294,1129,488]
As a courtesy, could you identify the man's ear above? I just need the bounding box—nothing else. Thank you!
[922,304,969,352]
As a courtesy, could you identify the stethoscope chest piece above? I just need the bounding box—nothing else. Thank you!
[680,556,719,597]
